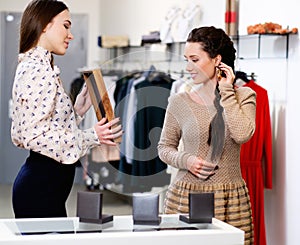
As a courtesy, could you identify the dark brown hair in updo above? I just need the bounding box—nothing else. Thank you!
[187,26,236,71]
[187,26,236,161]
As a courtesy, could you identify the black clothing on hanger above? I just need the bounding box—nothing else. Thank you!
[235,71,250,83]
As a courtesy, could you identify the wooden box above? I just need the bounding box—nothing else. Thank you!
[82,69,121,143]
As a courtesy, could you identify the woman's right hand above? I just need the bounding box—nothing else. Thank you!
[74,84,92,117]
[217,62,235,86]
[94,117,123,146]
[186,155,217,180]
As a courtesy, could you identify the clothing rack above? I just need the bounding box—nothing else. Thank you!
[235,70,257,82]
[83,67,174,192]
[248,72,257,81]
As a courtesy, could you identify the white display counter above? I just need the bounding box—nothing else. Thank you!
[0,214,244,245]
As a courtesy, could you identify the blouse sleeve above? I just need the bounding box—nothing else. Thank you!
[219,83,256,144]
[11,62,100,164]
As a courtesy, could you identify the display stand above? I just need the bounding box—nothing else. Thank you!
[179,192,214,224]
[132,193,161,225]
[76,191,113,224]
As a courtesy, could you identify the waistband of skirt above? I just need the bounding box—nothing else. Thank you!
[26,150,76,169]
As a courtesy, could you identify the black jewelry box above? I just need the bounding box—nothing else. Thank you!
[76,191,113,224]
[179,192,214,223]
[132,193,161,225]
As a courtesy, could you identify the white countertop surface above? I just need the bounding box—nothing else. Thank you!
[0,214,244,245]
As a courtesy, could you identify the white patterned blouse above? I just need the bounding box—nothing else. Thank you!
[11,46,100,164]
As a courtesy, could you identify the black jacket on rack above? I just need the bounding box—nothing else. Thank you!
[114,68,174,192]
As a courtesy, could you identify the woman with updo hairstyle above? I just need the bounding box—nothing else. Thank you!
[158,26,256,244]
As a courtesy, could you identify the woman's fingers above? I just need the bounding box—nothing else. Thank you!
[195,159,217,179]
[97,117,120,128]
[95,117,123,145]
[218,62,235,84]
[198,168,215,179]
[97,117,108,125]
[111,125,123,139]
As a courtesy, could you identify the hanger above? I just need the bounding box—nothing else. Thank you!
[248,72,257,81]
[235,71,250,83]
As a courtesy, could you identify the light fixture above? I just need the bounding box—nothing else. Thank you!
[6,13,14,22]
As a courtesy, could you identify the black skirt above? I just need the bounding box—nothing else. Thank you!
[12,150,76,218]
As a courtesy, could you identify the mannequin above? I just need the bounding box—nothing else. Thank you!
[160,6,180,43]
[172,3,201,42]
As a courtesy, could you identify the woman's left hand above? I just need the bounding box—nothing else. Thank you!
[217,62,235,85]
[74,84,92,117]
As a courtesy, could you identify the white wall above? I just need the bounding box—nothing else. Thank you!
[239,1,300,245]
[239,0,299,35]
[99,0,225,46]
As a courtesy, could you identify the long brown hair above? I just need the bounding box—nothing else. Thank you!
[19,0,68,53]
[187,26,236,161]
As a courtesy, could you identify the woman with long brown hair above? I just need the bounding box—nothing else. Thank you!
[158,26,256,244]
[11,0,122,218]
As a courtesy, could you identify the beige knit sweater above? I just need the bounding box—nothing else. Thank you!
[158,83,256,186]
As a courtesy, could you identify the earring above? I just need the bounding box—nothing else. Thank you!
[216,67,222,81]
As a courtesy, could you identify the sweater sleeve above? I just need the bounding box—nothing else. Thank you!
[157,95,193,170]
[219,83,256,144]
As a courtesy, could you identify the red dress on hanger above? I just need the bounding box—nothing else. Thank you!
[240,80,272,245]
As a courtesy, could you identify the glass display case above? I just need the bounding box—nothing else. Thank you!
[0,214,244,245]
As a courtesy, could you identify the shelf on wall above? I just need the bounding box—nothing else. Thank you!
[99,33,298,60]
[231,33,298,59]
[99,42,186,65]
